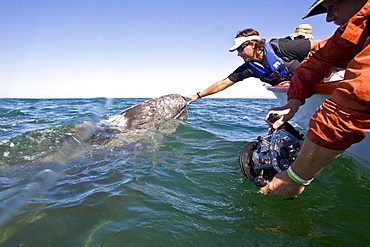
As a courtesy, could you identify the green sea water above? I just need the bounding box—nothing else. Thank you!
[0,98,369,247]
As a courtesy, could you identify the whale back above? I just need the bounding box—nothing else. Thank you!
[101,94,187,128]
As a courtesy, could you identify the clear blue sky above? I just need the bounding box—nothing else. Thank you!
[0,0,337,98]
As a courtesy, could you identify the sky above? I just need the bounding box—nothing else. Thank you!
[0,0,338,99]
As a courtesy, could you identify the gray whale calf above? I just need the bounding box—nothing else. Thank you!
[99,94,188,128]
[88,94,187,145]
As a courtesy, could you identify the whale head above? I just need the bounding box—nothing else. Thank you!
[101,94,187,128]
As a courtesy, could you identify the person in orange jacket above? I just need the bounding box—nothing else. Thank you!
[261,0,370,198]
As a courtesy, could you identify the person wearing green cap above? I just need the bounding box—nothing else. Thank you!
[261,0,370,198]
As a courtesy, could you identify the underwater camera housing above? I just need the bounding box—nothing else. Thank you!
[239,113,303,187]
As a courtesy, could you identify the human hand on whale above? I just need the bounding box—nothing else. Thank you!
[182,94,200,104]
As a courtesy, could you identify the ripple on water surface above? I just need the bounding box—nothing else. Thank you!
[0,98,369,247]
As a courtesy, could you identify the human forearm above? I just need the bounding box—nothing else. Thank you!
[183,78,236,104]
[290,138,344,181]
[259,138,344,198]
[199,78,236,98]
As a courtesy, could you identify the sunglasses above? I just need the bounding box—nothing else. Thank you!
[236,41,251,53]
[237,45,245,53]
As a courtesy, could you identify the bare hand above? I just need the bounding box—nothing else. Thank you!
[259,170,305,198]
[182,95,199,104]
[265,99,302,129]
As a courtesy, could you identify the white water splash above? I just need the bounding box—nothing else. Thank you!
[0,98,111,226]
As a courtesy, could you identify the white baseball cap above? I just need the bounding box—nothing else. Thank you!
[229,35,261,52]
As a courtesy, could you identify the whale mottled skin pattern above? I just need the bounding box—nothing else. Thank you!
[100,94,188,128]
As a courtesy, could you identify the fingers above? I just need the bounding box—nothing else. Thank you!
[258,184,271,195]
[258,174,306,198]
[259,184,286,198]
[264,112,274,127]
[272,115,285,129]
[182,95,197,105]
[265,110,284,129]
[188,97,197,104]
[259,182,277,197]
[259,184,283,198]
[265,104,294,129]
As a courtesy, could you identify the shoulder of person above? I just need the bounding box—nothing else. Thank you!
[268,38,286,52]
[275,39,311,53]
[273,38,309,45]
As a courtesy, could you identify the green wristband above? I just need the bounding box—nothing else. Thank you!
[287,166,313,186]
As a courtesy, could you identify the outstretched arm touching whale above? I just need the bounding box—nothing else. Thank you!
[183,78,236,104]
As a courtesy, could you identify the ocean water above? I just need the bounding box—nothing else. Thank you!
[0,98,369,247]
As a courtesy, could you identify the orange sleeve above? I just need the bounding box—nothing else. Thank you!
[292,1,370,150]
[307,38,370,150]
[287,27,360,102]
